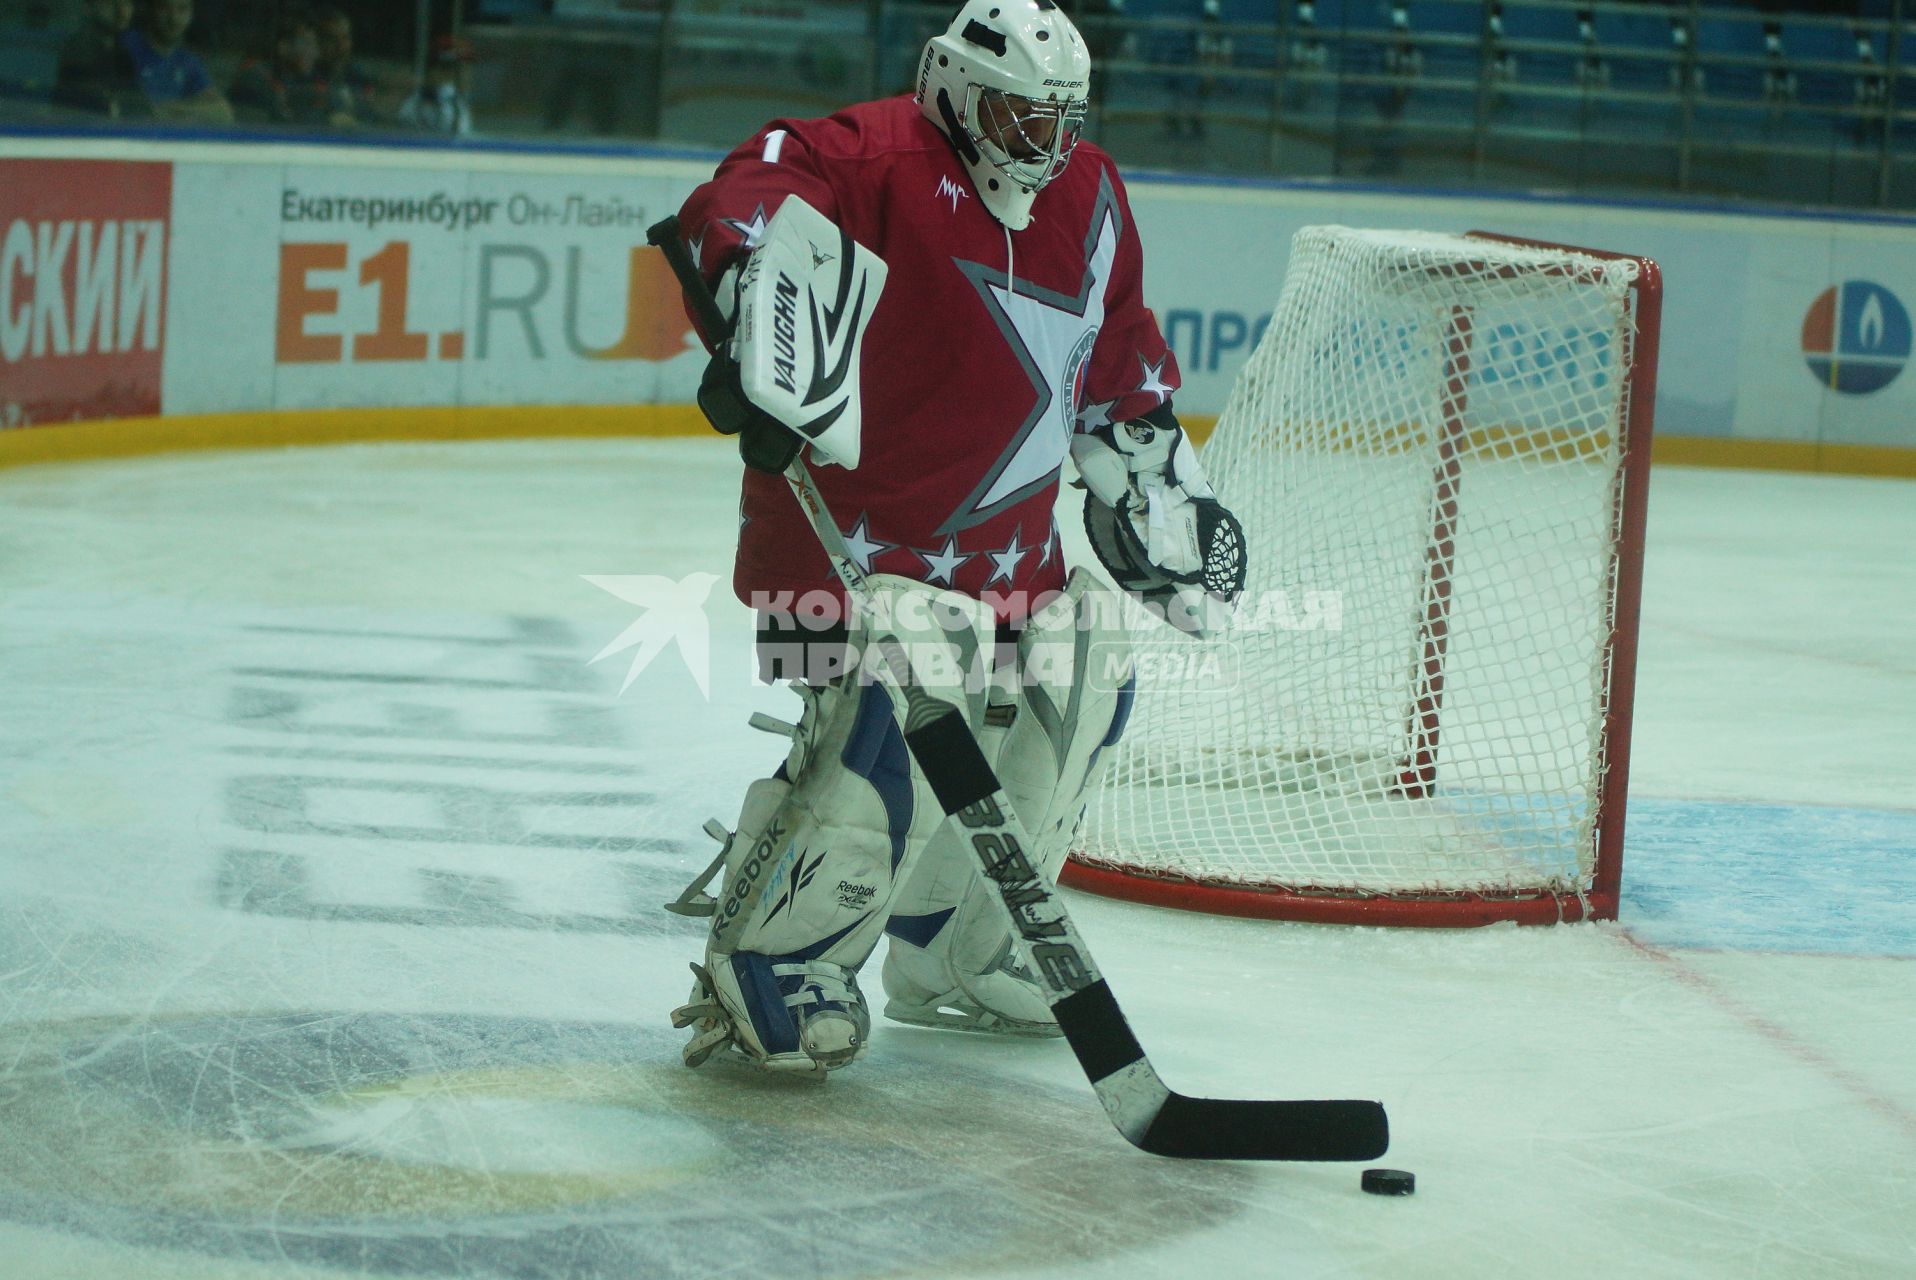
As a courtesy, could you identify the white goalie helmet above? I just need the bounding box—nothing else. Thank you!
[916,0,1092,230]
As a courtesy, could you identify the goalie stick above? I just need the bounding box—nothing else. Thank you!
[647,215,1389,1162]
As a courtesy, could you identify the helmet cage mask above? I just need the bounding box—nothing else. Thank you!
[916,0,1093,229]
[964,84,1087,194]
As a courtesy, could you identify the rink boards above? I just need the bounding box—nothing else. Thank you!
[3,135,1916,473]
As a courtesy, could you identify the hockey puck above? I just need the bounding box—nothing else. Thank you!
[1360,1168,1416,1196]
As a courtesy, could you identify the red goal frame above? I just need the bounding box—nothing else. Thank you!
[1061,234,1663,928]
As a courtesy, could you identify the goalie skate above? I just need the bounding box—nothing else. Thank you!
[880,932,1061,1037]
[672,955,870,1074]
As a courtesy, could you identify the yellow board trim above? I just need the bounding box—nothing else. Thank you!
[1646,435,1916,479]
[2,405,1913,481]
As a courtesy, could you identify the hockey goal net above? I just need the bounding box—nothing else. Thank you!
[1065,227,1661,926]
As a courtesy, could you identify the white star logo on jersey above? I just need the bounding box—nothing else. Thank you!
[1037,523,1058,569]
[686,229,707,271]
[720,205,770,250]
[1077,398,1118,431]
[841,514,893,573]
[985,529,1030,587]
[943,173,1126,537]
[1136,354,1174,403]
[915,536,975,587]
[584,573,722,699]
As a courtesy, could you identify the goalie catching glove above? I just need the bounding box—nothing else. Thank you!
[695,197,886,474]
[1071,403,1247,637]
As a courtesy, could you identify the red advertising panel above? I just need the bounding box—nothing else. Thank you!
[1,159,171,427]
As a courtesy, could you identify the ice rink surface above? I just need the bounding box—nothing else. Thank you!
[0,437,1911,1280]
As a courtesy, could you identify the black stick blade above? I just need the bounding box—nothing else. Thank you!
[1062,983,1390,1162]
[1136,1094,1389,1162]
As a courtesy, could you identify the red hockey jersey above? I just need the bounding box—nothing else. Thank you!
[677,94,1180,623]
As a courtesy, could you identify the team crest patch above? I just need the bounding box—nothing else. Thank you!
[1063,327,1100,436]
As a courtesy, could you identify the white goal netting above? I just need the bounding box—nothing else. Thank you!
[1072,227,1652,919]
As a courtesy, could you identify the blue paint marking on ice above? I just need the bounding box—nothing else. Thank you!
[1621,798,1916,956]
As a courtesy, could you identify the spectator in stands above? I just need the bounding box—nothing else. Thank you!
[397,34,475,137]
[313,5,381,121]
[229,8,356,128]
[54,0,142,118]
[122,0,233,122]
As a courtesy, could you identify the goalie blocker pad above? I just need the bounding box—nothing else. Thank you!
[726,197,887,471]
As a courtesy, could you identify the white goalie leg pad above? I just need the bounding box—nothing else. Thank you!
[882,569,1137,1035]
[675,576,995,1072]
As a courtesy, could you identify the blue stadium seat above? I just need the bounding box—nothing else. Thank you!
[1588,9,1675,55]
[1405,0,1481,38]
[1586,10,1677,100]
[1369,0,1418,32]
[1331,1,1401,34]
[1562,9,1679,145]
[1497,3,1578,44]
[1693,15,1767,58]
[1291,0,1348,31]
[1784,20,1882,117]
[1326,2,1407,79]
[1151,4,1271,81]
[1496,2,1579,85]
[1403,0,1480,84]
[1126,4,1196,69]
[1210,0,1273,21]
[1693,15,1769,101]
[1222,18,1281,75]
[1782,21,1859,65]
